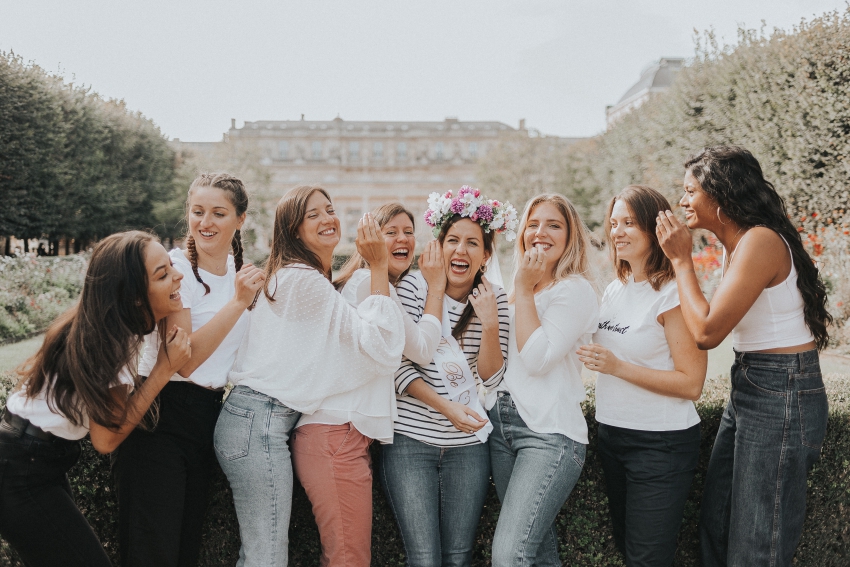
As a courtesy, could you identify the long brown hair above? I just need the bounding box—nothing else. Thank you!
[262,185,334,302]
[334,202,415,290]
[19,231,157,429]
[684,146,832,349]
[606,185,675,291]
[185,173,249,295]
[438,215,496,342]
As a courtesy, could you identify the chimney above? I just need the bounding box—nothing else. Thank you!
[231,118,236,130]
[519,118,526,130]
[301,114,305,121]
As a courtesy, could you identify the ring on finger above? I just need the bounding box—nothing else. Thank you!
[472,289,479,297]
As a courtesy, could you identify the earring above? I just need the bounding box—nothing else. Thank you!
[716,207,729,226]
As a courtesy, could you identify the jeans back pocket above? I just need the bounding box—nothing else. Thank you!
[214,401,254,461]
[798,387,828,451]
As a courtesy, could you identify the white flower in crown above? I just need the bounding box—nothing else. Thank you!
[423,186,517,242]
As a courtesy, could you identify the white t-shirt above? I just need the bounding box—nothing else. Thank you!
[296,268,441,443]
[497,277,598,444]
[594,277,700,431]
[5,365,136,441]
[138,249,248,389]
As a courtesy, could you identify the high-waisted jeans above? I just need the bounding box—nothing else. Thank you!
[700,349,828,567]
[379,432,491,567]
[488,392,586,567]
[214,385,301,567]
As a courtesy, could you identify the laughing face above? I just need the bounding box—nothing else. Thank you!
[522,202,567,275]
[382,212,416,282]
[297,190,340,261]
[144,241,185,321]
[188,186,246,259]
[441,218,489,297]
[679,170,718,230]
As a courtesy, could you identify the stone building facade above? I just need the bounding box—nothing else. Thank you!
[176,116,526,251]
[606,58,684,128]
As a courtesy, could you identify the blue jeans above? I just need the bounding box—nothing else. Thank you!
[488,392,586,567]
[214,386,301,567]
[379,432,490,567]
[700,350,828,567]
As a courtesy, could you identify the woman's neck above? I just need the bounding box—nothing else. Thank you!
[190,246,230,276]
[533,272,556,294]
[629,257,647,283]
[714,222,747,255]
[445,283,472,302]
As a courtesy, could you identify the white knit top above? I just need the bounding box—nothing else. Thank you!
[296,269,441,443]
[227,264,406,413]
[497,277,598,444]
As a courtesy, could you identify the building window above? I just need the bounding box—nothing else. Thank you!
[468,142,478,158]
[373,142,383,159]
[278,141,289,159]
[435,142,444,160]
[312,141,322,160]
[349,141,360,160]
[396,142,407,159]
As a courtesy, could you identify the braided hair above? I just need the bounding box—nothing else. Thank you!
[185,173,249,295]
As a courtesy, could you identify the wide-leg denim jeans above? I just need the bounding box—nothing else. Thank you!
[700,349,828,567]
[488,392,586,567]
[379,432,490,567]
[214,385,301,567]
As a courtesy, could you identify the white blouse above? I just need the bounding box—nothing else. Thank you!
[296,268,442,443]
[497,277,599,444]
[228,264,405,414]
[6,365,136,441]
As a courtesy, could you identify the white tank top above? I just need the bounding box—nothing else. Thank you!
[729,234,814,351]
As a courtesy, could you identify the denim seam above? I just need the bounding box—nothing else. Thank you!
[798,388,826,450]
[379,456,411,561]
[516,439,567,565]
[741,365,788,397]
[769,379,793,566]
[262,400,280,566]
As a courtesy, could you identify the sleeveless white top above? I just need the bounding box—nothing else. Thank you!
[730,235,814,351]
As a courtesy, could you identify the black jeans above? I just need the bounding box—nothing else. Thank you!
[0,420,111,567]
[111,381,223,567]
[597,422,701,567]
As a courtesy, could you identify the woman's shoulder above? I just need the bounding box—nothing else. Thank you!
[552,275,597,296]
[169,248,191,269]
[397,270,427,294]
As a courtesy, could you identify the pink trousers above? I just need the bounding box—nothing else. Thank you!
[291,423,373,567]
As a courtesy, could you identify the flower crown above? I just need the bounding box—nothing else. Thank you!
[424,186,518,242]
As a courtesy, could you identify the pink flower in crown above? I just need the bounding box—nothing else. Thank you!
[493,200,501,207]
[470,212,479,222]
[424,210,435,226]
[476,204,494,222]
[458,185,473,197]
[444,190,453,198]
[473,188,480,197]
[450,198,465,214]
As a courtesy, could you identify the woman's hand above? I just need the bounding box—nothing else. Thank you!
[439,399,488,433]
[515,244,547,293]
[419,240,446,294]
[655,210,694,267]
[234,262,266,308]
[576,343,621,376]
[469,276,498,329]
[156,325,192,375]
[356,213,388,268]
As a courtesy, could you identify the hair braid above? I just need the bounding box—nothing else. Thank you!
[186,235,211,295]
[231,229,244,273]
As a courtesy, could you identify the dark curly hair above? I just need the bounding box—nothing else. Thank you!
[685,146,832,350]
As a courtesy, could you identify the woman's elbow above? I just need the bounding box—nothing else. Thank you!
[695,335,722,350]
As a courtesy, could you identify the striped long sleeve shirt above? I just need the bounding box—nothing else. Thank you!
[393,271,510,447]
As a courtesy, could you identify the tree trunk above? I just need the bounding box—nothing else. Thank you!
[23,239,29,253]
[3,237,9,256]
[65,238,71,256]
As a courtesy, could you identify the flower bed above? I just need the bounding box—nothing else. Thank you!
[0,254,87,343]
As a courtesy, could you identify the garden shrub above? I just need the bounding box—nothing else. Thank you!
[1,371,847,566]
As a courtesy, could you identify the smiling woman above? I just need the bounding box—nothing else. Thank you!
[0,231,191,567]
[215,185,405,567]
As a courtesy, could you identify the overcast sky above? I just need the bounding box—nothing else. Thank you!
[2,0,846,141]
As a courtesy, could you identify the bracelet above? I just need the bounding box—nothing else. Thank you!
[427,292,444,301]
[372,290,388,296]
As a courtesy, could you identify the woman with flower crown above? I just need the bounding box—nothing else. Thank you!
[488,194,599,566]
[379,186,514,567]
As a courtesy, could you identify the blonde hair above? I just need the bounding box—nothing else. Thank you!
[509,193,592,300]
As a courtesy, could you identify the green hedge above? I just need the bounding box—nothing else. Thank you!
[1,373,848,566]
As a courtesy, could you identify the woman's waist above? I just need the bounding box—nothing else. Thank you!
[733,348,820,371]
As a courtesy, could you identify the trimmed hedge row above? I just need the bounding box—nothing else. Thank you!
[1,375,848,566]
